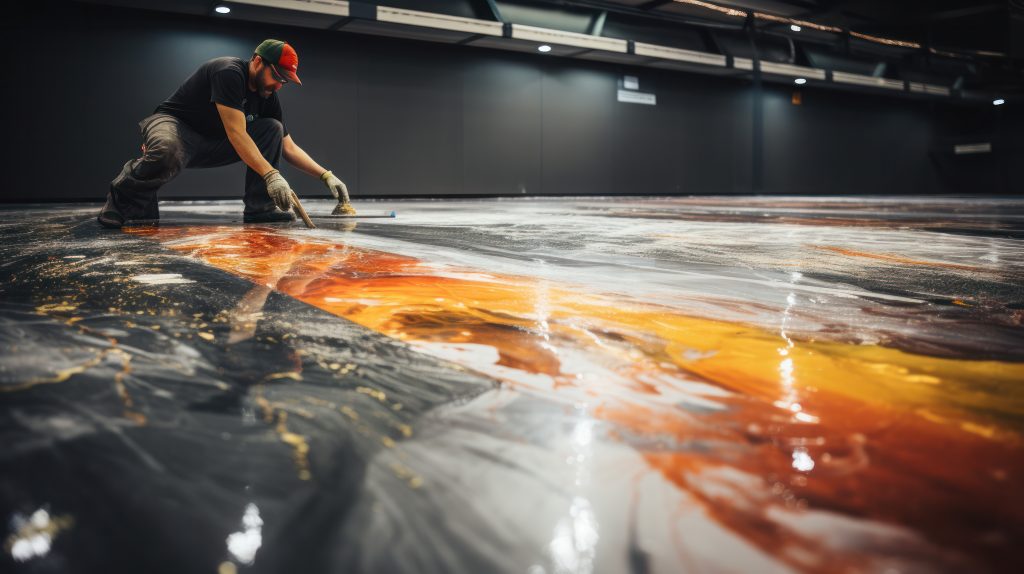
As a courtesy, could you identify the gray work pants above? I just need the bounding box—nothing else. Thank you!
[109,113,283,221]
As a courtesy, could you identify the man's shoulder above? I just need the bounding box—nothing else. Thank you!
[200,56,246,77]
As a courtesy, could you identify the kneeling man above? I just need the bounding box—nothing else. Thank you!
[99,39,354,228]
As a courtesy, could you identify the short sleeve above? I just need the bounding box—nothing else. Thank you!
[210,68,245,111]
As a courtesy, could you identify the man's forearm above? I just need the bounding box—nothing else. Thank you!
[226,129,275,177]
[283,141,327,178]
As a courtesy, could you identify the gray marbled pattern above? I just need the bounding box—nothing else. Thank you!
[2,197,1023,574]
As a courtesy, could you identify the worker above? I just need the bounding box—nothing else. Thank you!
[98,39,355,228]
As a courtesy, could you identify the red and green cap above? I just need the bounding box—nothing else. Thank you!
[255,39,302,85]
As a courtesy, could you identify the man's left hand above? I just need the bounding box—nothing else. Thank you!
[320,170,350,203]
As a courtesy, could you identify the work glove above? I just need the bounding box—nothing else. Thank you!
[263,169,293,212]
[321,170,356,214]
[321,170,350,202]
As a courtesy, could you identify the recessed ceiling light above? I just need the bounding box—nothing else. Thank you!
[537,45,552,53]
[790,24,801,32]
[993,98,1005,106]
[215,5,231,14]
[794,78,807,85]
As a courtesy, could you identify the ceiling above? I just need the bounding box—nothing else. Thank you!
[71,0,1024,99]
[544,0,1019,55]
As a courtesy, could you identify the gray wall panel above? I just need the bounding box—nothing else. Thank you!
[763,87,936,194]
[541,68,617,195]
[608,71,752,195]
[357,51,463,196]
[462,59,543,196]
[609,73,681,196]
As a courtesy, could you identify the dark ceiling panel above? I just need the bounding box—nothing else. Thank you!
[496,0,598,33]
[77,0,209,15]
[602,13,708,51]
[217,3,340,29]
[379,0,483,19]
[598,0,653,7]
[804,46,880,76]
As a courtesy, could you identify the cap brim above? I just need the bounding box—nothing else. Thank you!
[270,63,302,86]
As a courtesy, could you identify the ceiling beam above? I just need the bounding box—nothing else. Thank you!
[589,10,608,36]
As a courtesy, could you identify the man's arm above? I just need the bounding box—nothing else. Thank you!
[216,103,294,212]
[282,135,328,178]
[215,103,275,177]
[283,134,353,210]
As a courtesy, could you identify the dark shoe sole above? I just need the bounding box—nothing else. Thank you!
[97,192,125,229]
[97,214,123,229]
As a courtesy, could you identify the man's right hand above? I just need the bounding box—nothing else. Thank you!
[263,169,293,212]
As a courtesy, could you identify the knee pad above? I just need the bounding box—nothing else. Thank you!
[137,143,185,179]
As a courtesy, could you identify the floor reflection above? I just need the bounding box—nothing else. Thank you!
[3,197,1022,573]
[127,199,1024,573]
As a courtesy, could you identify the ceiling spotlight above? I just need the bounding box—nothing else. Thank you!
[794,78,807,85]
[215,5,231,14]
[537,45,552,53]
[790,24,801,32]
[993,98,1005,106]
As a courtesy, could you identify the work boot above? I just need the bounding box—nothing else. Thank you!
[243,208,296,224]
[97,189,125,229]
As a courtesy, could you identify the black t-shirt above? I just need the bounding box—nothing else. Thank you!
[154,57,287,138]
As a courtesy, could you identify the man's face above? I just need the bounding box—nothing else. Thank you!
[254,57,287,99]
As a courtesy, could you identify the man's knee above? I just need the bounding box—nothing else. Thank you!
[137,141,185,178]
[147,139,185,167]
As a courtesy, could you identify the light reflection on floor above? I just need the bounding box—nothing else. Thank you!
[3,196,1023,573]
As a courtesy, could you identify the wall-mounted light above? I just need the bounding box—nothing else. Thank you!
[993,98,1005,106]
[215,5,231,14]
[790,24,801,32]
[537,45,552,53]
[794,78,807,85]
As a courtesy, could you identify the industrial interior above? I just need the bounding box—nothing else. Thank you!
[2,1,1023,573]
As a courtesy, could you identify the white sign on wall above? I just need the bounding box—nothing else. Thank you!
[617,89,656,105]
[953,142,992,155]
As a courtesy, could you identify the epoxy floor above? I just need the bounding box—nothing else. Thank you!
[2,197,1023,573]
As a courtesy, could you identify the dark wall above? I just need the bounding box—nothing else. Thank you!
[1007,106,1024,194]
[763,87,939,194]
[928,102,1022,195]
[1,1,1007,203]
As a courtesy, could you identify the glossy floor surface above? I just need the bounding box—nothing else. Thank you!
[2,197,1023,574]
